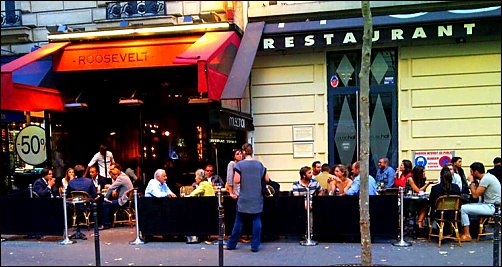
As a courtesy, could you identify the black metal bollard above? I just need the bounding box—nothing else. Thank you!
[217,186,224,267]
[93,202,101,266]
[494,202,500,267]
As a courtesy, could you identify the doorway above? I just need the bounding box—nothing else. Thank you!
[327,49,398,176]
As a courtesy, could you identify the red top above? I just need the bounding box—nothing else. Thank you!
[395,172,412,188]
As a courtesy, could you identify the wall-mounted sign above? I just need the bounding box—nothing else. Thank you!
[293,142,314,158]
[218,109,254,131]
[413,150,455,170]
[15,125,47,166]
[293,125,314,141]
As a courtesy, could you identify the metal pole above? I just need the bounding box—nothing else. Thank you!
[392,187,411,247]
[217,186,224,267]
[59,189,75,245]
[29,184,33,198]
[214,144,219,181]
[355,91,360,161]
[493,202,500,267]
[300,191,317,246]
[93,201,101,266]
[139,106,144,186]
[130,190,145,245]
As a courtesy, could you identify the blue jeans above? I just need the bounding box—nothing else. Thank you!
[102,199,120,227]
[226,212,262,251]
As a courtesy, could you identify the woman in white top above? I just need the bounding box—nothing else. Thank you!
[225,148,243,199]
[60,167,75,195]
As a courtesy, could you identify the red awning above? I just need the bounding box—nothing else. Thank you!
[1,42,70,112]
[1,31,242,111]
[174,31,241,101]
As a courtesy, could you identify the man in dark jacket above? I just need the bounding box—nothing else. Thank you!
[487,157,501,183]
[67,164,97,199]
[33,167,60,198]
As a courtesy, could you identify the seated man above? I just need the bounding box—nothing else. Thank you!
[292,166,324,197]
[315,163,335,194]
[459,162,501,241]
[145,169,177,198]
[292,166,324,239]
[143,169,177,242]
[67,164,98,234]
[487,157,501,183]
[88,165,111,227]
[100,167,134,230]
[375,157,396,189]
[67,165,97,199]
[342,161,378,196]
[33,167,60,198]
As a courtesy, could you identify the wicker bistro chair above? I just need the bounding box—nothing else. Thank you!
[428,195,462,247]
[477,214,497,241]
[113,188,138,227]
[69,191,93,229]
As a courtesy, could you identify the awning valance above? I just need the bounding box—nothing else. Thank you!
[1,30,245,112]
[52,36,201,71]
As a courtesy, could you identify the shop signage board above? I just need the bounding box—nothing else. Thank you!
[15,125,47,165]
[218,109,254,131]
[413,150,455,170]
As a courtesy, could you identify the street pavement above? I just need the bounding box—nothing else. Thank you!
[1,226,499,266]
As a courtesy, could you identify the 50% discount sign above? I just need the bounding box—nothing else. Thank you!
[15,125,47,165]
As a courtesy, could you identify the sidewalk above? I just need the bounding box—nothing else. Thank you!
[1,226,499,266]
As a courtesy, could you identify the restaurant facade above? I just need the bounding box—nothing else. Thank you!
[1,1,501,193]
[247,2,501,189]
[1,1,254,192]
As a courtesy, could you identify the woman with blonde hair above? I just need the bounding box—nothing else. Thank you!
[61,167,75,190]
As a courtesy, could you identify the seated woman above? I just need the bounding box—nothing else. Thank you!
[60,167,75,195]
[429,166,461,219]
[328,164,352,196]
[394,159,413,188]
[186,169,215,244]
[407,165,435,235]
[189,169,215,197]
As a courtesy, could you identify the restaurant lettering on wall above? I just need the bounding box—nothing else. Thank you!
[260,19,499,50]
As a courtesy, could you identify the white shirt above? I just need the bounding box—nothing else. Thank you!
[145,178,173,198]
[88,151,114,178]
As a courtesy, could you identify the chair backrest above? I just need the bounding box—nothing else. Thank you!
[435,195,461,211]
[70,191,92,202]
[125,188,137,201]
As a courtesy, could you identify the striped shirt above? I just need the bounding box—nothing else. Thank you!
[292,178,323,196]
